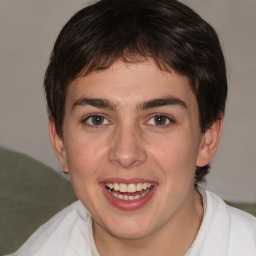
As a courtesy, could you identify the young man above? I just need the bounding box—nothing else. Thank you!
[9,0,256,255]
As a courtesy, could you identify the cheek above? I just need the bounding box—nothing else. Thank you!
[148,132,199,178]
[65,134,108,177]
[64,135,109,208]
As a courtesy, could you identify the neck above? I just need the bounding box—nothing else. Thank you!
[93,188,203,256]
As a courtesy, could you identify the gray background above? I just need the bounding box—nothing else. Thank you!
[0,0,255,202]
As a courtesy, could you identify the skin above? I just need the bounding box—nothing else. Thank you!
[49,59,223,256]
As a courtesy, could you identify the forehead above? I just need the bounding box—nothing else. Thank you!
[67,60,197,111]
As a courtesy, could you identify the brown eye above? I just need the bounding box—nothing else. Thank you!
[146,114,173,127]
[84,115,110,126]
[154,115,168,125]
[91,115,104,125]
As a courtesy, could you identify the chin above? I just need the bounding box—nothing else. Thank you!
[100,214,158,240]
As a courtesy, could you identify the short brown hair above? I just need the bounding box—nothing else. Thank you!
[44,0,227,183]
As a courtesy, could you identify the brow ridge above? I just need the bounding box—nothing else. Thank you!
[71,96,187,111]
[138,97,187,110]
[72,98,116,110]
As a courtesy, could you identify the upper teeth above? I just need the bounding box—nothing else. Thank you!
[106,183,153,193]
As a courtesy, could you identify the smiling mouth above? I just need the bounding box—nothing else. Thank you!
[105,182,154,201]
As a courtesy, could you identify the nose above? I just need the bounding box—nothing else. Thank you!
[108,124,147,169]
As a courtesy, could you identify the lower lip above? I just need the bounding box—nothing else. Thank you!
[100,183,157,210]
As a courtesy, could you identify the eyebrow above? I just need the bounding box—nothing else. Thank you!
[72,98,116,111]
[71,96,187,111]
[138,97,187,110]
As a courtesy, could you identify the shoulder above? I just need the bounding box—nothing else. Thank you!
[224,200,256,254]
[206,190,256,228]
[8,201,92,256]
[206,190,256,254]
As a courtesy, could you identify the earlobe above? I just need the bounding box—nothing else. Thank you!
[48,119,69,173]
[196,115,223,167]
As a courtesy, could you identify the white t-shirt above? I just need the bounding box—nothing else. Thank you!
[7,190,256,256]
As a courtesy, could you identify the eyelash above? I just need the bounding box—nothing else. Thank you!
[82,113,175,128]
[82,114,112,128]
[145,114,175,128]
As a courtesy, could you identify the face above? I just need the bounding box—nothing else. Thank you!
[50,60,220,242]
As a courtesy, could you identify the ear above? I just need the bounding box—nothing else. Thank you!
[48,119,69,173]
[196,115,223,167]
